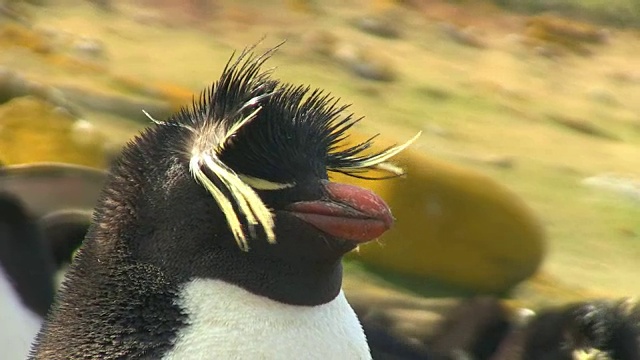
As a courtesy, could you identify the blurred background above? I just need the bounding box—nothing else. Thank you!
[0,0,639,357]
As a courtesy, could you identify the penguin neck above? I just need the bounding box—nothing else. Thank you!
[208,253,345,306]
[88,215,346,307]
[134,232,347,306]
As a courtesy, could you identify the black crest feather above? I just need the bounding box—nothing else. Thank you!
[132,44,419,250]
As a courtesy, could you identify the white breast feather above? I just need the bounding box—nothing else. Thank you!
[163,278,371,360]
[0,266,43,360]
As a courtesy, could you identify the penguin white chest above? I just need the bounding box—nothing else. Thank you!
[0,266,43,360]
[164,278,371,360]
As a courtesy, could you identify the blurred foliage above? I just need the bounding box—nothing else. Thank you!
[0,96,107,167]
[522,14,610,55]
[490,0,640,27]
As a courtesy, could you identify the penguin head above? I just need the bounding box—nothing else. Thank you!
[91,45,418,304]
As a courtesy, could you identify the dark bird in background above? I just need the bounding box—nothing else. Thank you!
[0,192,55,318]
[30,45,418,359]
[0,162,96,358]
[513,299,640,360]
[359,296,640,360]
[0,162,105,284]
[0,192,56,359]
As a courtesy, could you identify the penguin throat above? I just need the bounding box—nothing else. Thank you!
[208,255,345,306]
[165,279,371,360]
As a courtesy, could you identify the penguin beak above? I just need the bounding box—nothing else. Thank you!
[286,180,393,243]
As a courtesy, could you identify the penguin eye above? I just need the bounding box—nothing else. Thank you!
[237,174,295,191]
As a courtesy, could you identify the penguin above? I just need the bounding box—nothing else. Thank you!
[30,45,419,359]
[0,163,108,359]
[513,300,640,360]
[0,162,107,220]
[0,192,56,360]
[0,162,107,287]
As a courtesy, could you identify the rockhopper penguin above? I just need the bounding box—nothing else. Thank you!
[30,45,419,359]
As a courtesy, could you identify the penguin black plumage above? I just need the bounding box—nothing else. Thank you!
[0,192,56,359]
[30,45,418,359]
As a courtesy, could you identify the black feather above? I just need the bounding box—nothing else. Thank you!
[162,45,399,184]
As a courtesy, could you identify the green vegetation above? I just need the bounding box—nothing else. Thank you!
[491,0,640,27]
